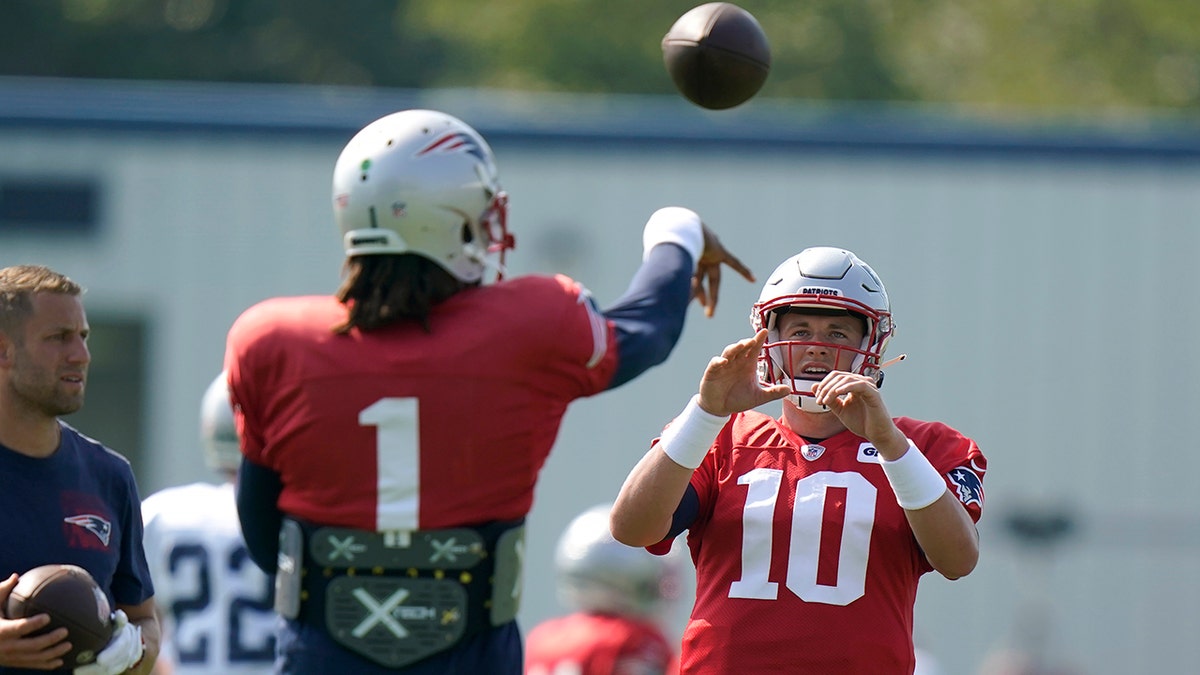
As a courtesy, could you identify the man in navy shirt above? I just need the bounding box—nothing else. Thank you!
[0,265,160,674]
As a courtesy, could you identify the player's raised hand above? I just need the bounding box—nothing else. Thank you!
[692,224,754,318]
[813,372,907,455]
[698,329,790,416]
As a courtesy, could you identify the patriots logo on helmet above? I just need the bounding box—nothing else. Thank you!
[799,286,842,297]
[947,467,984,507]
[417,132,488,162]
[64,514,113,547]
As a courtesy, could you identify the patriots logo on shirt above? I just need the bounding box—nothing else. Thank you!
[947,467,984,507]
[64,514,112,547]
[417,132,488,162]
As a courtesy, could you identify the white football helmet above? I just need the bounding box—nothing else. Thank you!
[331,109,513,283]
[555,504,678,619]
[751,247,894,413]
[200,371,240,474]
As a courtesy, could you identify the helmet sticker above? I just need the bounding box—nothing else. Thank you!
[418,132,488,161]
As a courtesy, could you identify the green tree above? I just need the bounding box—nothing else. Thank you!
[1,0,1197,111]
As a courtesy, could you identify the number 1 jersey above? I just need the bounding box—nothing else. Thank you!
[224,274,618,532]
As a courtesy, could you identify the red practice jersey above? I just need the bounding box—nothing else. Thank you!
[225,274,617,531]
[525,613,676,675]
[650,413,986,674]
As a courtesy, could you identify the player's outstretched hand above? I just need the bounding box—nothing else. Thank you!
[813,371,906,453]
[0,573,70,670]
[693,224,754,318]
[698,329,791,416]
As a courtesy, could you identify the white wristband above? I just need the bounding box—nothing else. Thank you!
[880,442,946,510]
[657,395,728,469]
[642,207,703,272]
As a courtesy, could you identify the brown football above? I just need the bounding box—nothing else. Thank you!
[5,564,115,667]
[662,3,771,110]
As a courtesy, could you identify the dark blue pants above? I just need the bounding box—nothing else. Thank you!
[274,618,523,674]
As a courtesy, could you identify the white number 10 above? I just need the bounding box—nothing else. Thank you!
[728,469,877,606]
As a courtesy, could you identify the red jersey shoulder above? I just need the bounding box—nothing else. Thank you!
[461,274,612,375]
[228,295,344,349]
[896,416,986,515]
[475,274,596,323]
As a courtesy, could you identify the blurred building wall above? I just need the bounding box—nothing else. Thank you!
[2,77,1198,674]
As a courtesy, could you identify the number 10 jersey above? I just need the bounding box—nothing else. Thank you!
[649,412,986,674]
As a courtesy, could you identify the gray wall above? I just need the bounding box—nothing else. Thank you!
[2,78,1198,674]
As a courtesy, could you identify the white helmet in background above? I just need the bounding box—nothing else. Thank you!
[200,371,240,474]
[751,247,894,413]
[555,503,678,619]
[331,109,513,283]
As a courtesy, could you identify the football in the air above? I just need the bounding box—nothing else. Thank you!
[5,564,115,667]
[662,3,771,110]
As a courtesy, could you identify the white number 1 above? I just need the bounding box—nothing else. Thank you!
[729,469,877,606]
[359,398,420,531]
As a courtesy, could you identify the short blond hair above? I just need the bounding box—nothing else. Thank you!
[0,265,84,335]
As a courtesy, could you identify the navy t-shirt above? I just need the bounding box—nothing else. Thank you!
[0,421,154,611]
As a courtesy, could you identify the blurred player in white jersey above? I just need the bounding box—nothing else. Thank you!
[142,372,275,674]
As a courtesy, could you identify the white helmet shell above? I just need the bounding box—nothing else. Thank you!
[200,371,240,473]
[554,503,678,619]
[751,247,894,413]
[331,109,512,283]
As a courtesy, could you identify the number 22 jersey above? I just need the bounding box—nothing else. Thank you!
[142,481,275,674]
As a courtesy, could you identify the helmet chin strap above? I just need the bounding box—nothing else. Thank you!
[786,378,831,414]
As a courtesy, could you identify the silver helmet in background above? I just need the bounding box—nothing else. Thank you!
[200,371,240,474]
[554,503,679,619]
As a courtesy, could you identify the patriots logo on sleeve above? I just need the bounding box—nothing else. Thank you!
[946,466,984,507]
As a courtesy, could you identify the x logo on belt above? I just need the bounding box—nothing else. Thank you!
[350,587,410,639]
[328,535,368,562]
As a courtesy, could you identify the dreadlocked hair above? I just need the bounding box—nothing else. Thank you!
[334,255,469,334]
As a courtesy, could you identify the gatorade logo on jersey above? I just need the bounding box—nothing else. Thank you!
[857,443,882,464]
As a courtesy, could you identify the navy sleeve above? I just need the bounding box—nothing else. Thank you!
[236,457,283,574]
[603,243,695,389]
[665,484,700,541]
[113,467,155,606]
